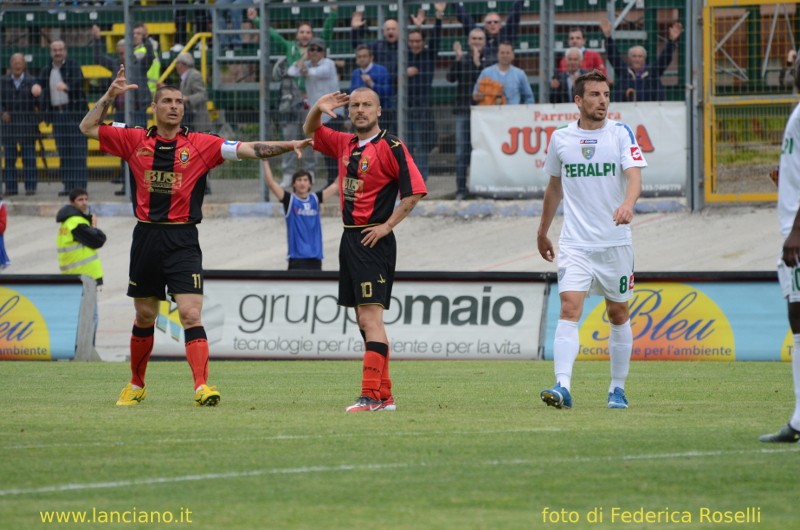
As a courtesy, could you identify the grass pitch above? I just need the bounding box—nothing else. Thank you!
[2,360,798,530]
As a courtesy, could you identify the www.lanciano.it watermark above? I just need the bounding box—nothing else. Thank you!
[39,507,192,524]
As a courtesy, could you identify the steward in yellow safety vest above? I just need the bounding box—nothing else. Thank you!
[133,22,159,96]
[56,188,106,284]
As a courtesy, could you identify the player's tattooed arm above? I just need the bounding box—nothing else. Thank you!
[240,138,314,160]
[80,65,137,139]
[252,143,290,158]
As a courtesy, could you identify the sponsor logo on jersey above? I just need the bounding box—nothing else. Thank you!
[581,146,595,160]
[135,147,154,157]
[630,146,643,161]
[564,162,617,178]
[579,139,597,144]
[144,170,183,194]
[343,176,363,201]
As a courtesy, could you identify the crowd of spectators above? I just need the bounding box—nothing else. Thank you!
[0,1,697,198]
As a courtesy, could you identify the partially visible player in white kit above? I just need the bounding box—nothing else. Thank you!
[761,56,800,443]
[536,70,646,410]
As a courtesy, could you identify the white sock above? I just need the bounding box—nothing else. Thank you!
[131,384,142,390]
[553,320,580,391]
[790,334,800,431]
[608,320,633,393]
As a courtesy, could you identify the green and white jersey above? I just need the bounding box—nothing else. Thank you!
[544,119,647,248]
[778,103,800,239]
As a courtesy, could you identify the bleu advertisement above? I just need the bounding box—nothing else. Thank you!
[0,283,83,361]
[544,281,788,362]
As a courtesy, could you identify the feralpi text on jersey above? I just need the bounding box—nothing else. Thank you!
[563,162,617,178]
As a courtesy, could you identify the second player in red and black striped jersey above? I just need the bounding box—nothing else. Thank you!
[99,124,227,224]
[312,126,427,227]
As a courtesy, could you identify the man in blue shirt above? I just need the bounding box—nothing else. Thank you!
[473,41,534,105]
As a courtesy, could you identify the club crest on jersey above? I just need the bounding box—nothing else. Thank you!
[360,157,369,173]
[179,148,190,166]
[581,146,595,160]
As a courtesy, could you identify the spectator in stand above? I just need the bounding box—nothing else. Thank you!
[447,28,487,200]
[780,48,798,94]
[350,45,393,111]
[175,53,212,132]
[214,0,253,50]
[134,23,161,96]
[453,0,525,65]
[37,40,89,196]
[288,37,343,185]
[172,0,209,52]
[254,5,337,186]
[601,18,683,102]
[405,6,444,181]
[0,53,41,196]
[557,26,607,76]
[0,197,10,270]
[351,10,399,131]
[550,48,590,104]
[473,41,534,105]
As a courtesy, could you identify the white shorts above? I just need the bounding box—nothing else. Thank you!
[777,252,800,302]
[557,244,634,302]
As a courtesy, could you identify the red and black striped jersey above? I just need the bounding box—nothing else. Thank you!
[313,126,427,227]
[98,125,226,223]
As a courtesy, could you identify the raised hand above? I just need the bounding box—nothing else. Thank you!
[351,10,365,29]
[108,65,138,99]
[411,8,426,28]
[668,21,683,42]
[600,17,612,38]
[317,91,349,118]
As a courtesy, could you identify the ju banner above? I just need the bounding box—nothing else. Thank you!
[470,102,687,198]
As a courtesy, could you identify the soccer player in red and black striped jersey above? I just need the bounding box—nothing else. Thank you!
[304,89,427,412]
[80,65,311,407]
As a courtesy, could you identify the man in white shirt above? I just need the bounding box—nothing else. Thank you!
[536,70,646,410]
[761,56,800,443]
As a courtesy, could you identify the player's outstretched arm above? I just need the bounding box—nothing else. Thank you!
[237,138,312,160]
[80,65,138,139]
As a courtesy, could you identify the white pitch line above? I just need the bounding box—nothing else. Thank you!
[1,446,797,498]
[2,428,560,451]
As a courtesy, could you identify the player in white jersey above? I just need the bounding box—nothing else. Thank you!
[537,70,647,410]
[761,56,800,443]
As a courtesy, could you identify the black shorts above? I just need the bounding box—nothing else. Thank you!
[288,258,322,270]
[127,222,203,300]
[338,228,396,308]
